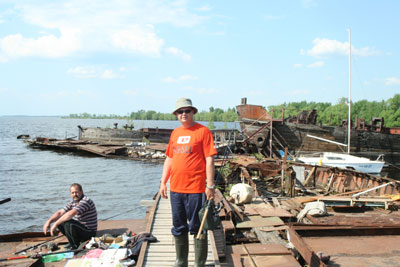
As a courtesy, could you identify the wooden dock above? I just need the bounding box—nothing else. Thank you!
[137,192,220,266]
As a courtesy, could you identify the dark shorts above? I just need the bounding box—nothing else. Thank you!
[170,191,205,236]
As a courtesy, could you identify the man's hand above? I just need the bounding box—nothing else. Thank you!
[159,183,168,199]
[43,221,50,235]
[205,188,215,200]
[50,224,58,236]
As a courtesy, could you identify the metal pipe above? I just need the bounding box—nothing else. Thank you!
[352,182,392,198]
[348,28,351,154]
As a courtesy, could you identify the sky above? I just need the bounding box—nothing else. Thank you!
[0,0,399,116]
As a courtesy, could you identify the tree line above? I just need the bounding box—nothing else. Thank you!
[67,107,239,122]
[268,94,400,127]
[67,94,400,127]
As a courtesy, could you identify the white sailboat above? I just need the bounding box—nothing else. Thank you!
[297,29,385,174]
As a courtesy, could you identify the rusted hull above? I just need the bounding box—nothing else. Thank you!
[79,127,172,144]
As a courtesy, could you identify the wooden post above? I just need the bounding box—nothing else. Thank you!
[281,147,288,195]
[270,119,273,158]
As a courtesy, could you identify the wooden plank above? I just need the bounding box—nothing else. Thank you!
[259,225,289,232]
[230,203,244,221]
[138,190,217,267]
[252,202,295,218]
[243,205,259,215]
[236,216,284,229]
[221,220,235,231]
[232,243,292,256]
[287,226,325,267]
[272,197,281,208]
[304,166,316,186]
[136,192,160,267]
[209,230,221,267]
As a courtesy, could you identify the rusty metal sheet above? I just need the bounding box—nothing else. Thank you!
[242,255,301,267]
[303,235,400,267]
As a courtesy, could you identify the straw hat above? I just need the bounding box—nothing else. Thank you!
[173,98,198,114]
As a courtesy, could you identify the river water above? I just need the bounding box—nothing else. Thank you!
[0,116,233,235]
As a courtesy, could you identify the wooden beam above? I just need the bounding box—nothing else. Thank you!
[136,192,160,267]
[304,167,316,186]
[287,226,325,267]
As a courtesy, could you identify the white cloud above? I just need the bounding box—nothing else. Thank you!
[68,66,97,78]
[306,38,379,58]
[385,77,400,86]
[1,29,80,59]
[294,63,303,68]
[0,87,9,93]
[68,65,122,79]
[196,5,211,12]
[165,47,191,61]
[111,25,164,56]
[307,61,324,68]
[163,75,198,83]
[0,1,204,61]
[100,69,119,79]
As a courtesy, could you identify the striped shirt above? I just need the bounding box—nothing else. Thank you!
[64,195,97,231]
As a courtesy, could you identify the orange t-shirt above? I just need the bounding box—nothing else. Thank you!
[166,123,217,193]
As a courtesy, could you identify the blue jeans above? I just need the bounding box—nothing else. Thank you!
[170,191,205,236]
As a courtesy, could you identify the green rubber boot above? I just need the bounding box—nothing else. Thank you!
[174,234,188,267]
[194,234,208,267]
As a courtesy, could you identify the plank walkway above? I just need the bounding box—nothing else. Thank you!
[139,192,219,266]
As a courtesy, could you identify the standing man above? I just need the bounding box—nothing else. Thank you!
[43,183,97,250]
[159,98,217,267]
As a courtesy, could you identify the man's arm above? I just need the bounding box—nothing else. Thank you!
[205,156,215,200]
[49,209,79,236]
[43,209,66,235]
[159,156,172,199]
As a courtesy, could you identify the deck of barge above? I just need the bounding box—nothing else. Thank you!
[137,192,219,267]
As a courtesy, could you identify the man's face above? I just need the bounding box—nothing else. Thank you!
[176,107,194,124]
[70,186,83,202]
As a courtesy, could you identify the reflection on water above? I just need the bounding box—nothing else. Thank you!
[0,116,234,234]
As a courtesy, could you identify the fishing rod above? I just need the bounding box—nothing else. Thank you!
[1,247,83,262]
[0,198,11,205]
[101,207,137,221]
[14,235,63,255]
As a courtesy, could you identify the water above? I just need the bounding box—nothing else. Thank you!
[0,116,234,235]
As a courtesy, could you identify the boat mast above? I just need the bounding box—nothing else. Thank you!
[347,28,351,154]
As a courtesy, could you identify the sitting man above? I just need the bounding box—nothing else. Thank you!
[43,183,97,249]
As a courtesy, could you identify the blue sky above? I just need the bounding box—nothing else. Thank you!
[0,0,399,116]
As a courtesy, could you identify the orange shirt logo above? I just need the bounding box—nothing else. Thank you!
[177,136,191,144]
